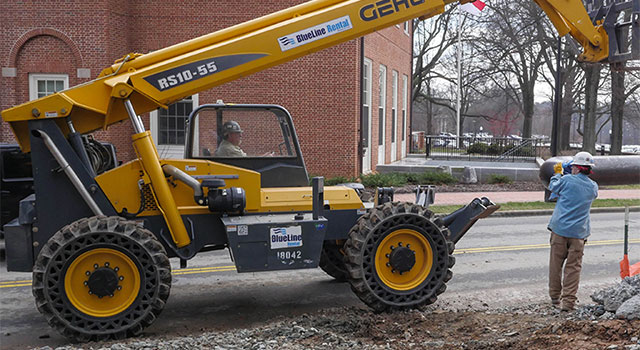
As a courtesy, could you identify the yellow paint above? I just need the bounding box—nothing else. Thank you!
[260,186,363,212]
[64,248,141,318]
[374,229,433,291]
[132,131,191,247]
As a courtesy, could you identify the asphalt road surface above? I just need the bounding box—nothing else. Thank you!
[1,211,638,349]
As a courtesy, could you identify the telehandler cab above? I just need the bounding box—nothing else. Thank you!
[2,0,637,342]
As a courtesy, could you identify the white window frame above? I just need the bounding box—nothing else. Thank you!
[402,74,408,158]
[28,73,68,101]
[378,64,387,165]
[362,58,373,174]
[403,21,410,35]
[150,94,199,159]
[391,70,398,162]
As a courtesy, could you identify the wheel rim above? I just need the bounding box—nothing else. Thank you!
[64,248,141,317]
[374,228,433,291]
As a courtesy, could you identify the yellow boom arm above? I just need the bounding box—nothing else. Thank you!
[2,0,607,151]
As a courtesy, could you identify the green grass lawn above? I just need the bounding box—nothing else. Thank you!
[429,198,640,214]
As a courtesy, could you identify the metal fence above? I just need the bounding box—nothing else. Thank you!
[424,136,541,162]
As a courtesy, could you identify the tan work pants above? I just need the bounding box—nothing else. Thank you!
[548,232,586,307]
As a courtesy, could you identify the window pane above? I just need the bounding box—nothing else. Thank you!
[402,111,406,141]
[56,81,64,92]
[392,109,396,142]
[378,108,384,145]
[38,81,45,93]
[47,80,54,93]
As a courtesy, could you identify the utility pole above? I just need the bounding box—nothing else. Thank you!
[551,37,563,157]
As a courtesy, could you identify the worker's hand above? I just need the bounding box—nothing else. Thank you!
[562,160,573,174]
[553,162,563,175]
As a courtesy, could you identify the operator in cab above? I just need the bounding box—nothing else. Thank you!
[215,120,247,157]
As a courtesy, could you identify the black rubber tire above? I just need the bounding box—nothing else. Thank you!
[343,202,454,312]
[319,240,348,281]
[32,216,171,342]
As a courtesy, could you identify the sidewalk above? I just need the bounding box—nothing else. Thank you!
[395,189,640,206]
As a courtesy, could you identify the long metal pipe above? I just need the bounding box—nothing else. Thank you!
[539,155,640,186]
[32,129,104,216]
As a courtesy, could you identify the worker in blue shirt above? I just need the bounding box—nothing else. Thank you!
[548,151,598,311]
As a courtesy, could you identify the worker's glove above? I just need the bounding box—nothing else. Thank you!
[553,162,563,175]
[562,160,573,175]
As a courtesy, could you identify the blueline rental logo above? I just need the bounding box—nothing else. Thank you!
[270,226,304,249]
[277,15,352,52]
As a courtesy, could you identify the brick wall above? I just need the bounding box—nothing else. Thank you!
[364,23,413,170]
[1,1,411,178]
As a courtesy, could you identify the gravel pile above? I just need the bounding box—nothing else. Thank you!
[31,311,382,350]
[576,275,640,321]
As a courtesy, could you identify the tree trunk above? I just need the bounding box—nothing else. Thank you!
[560,67,576,151]
[582,64,600,154]
[521,87,535,138]
[610,65,625,155]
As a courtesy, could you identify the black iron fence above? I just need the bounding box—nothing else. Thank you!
[425,136,540,162]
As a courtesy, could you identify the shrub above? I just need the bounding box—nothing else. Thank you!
[308,175,357,186]
[487,143,503,155]
[360,173,406,187]
[467,142,488,154]
[404,172,457,185]
[487,174,513,184]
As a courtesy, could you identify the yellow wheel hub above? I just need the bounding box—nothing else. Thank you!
[375,229,433,291]
[64,248,141,317]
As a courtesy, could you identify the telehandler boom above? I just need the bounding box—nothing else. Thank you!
[1,0,637,342]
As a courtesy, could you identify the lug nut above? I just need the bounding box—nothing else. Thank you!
[85,271,91,276]
[105,262,110,267]
[117,286,122,291]
[88,291,93,295]
[406,244,411,248]
[83,281,88,286]
[109,294,114,297]
[119,276,124,281]
[390,245,395,250]
[114,267,119,272]
[386,262,390,267]
[398,242,402,247]
[385,253,390,258]
[94,264,99,269]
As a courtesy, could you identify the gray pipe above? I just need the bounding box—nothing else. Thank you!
[162,164,204,204]
[539,155,640,186]
[32,129,104,216]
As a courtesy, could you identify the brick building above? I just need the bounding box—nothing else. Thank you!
[1,1,412,178]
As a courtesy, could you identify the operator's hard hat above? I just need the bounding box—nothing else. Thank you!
[573,151,595,167]
[222,120,243,137]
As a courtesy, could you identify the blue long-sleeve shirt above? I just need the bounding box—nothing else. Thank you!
[548,173,598,239]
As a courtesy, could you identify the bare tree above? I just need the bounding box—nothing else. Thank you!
[469,0,546,138]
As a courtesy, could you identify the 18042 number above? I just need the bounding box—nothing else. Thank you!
[276,250,302,260]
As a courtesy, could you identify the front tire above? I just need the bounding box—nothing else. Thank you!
[343,202,454,312]
[32,216,171,342]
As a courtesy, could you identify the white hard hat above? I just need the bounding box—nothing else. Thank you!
[573,151,595,167]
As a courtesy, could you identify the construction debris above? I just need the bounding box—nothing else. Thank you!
[578,275,640,320]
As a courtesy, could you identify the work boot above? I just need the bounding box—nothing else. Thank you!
[551,298,560,307]
[561,301,575,312]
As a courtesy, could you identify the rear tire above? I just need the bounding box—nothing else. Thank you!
[319,240,348,281]
[32,216,171,342]
[343,202,454,312]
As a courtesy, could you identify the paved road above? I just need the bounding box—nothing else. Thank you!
[1,212,638,349]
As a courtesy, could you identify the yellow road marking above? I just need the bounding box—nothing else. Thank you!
[454,239,640,254]
[1,240,638,289]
